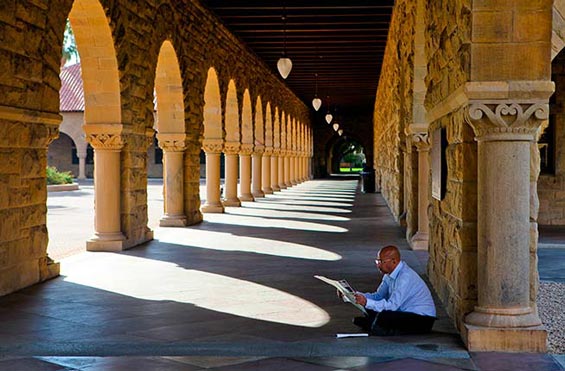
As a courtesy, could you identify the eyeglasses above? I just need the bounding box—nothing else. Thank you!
[375,258,393,265]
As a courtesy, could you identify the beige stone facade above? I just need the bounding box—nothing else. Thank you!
[0,0,561,354]
[0,0,312,296]
[372,0,556,352]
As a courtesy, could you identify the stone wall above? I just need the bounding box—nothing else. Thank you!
[373,0,416,220]
[424,0,474,331]
[0,0,309,295]
[538,57,565,225]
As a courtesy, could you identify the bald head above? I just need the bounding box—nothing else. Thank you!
[376,245,401,274]
[379,245,401,260]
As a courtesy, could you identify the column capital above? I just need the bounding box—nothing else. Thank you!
[86,133,124,150]
[202,139,223,154]
[271,148,280,156]
[157,132,187,152]
[411,132,430,151]
[465,101,549,142]
[240,143,254,156]
[263,146,273,156]
[223,141,240,155]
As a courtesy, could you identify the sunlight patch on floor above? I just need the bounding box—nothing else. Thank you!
[156,229,342,261]
[203,213,348,232]
[62,253,330,328]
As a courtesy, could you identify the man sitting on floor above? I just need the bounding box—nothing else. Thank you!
[350,245,436,336]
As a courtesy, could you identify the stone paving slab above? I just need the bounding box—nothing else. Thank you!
[0,178,562,370]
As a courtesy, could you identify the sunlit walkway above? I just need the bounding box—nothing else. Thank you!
[0,179,562,370]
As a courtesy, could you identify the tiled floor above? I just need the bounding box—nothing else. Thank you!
[0,178,563,370]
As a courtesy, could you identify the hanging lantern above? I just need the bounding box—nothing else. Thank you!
[338,129,343,136]
[325,113,333,124]
[277,57,292,79]
[333,123,339,131]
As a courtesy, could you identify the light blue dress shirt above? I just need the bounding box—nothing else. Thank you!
[362,261,436,317]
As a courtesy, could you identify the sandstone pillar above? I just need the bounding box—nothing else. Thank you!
[85,128,125,251]
[284,153,292,187]
[223,142,241,207]
[77,147,87,180]
[462,82,553,352]
[158,134,187,226]
[290,155,297,185]
[201,140,224,213]
[271,150,280,191]
[239,144,254,201]
[410,133,430,250]
[262,149,273,194]
[252,148,265,198]
[278,153,287,189]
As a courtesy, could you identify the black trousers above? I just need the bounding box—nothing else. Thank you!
[355,310,435,336]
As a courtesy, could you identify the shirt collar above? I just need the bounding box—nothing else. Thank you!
[388,260,404,280]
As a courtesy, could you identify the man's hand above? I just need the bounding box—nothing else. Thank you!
[354,293,367,306]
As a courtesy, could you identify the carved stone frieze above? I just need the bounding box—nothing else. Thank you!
[87,133,124,150]
[465,102,549,141]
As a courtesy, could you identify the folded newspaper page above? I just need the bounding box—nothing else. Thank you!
[314,275,368,315]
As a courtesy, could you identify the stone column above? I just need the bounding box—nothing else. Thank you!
[290,154,297,185]
[278,152,286,189]
[271,149,280,191]
[463,82,553,352]
[262,148,273,194]
[252,147,265,198]
[158,134,187,226]
[284,153,292,187]
[223,142,241,207]
[77,149,87,180]
[85,130,125,251]
[410,133,430,250]
[239,144,254,201]
[201,140,224,213]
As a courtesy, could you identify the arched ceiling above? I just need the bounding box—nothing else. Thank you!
[202,0,394,113]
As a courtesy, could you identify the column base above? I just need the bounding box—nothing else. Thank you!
[278,184,287,190]
[252,190,265,198]
[159,215,188,227]
[290,180,298,185]
[239,194,255,202]
[284,182,293,188]
[462,323,547,352]
[223,198,241,207]
[410,231,429,250]
[262,187,273,195]
[201,203,225,213]
[87,232,126,252]
[272,185,281,192]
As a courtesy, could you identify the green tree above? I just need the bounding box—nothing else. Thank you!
[61,19,79,67]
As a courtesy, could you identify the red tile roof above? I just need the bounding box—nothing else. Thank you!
[59,63,84,112]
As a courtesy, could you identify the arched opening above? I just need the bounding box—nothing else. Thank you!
[328,136,366,174]
[223,79,241,206]
[153,40,187,226]
[201,67,224,213]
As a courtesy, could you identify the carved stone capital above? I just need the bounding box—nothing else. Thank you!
[223,141,240,155]
[87,133,124,150]
[239,143,254,156]
[202,139,223,154]
[411,132,430,151]
[271,148,280,156]
[465,101,549,142]
[254,145,265,155]
[263,147,273,156]
[157,132,187,152]
[46,126,60,146]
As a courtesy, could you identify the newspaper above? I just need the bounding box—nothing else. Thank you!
[314,275,368,315]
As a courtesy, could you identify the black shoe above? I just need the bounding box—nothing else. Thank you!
[352,316,369,330]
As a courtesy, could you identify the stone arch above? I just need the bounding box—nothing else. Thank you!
[203,67,223,142]
[68,0,121,126]
[242,89,253,147]
[154,40,185,135]
[225,80,240,143]
[264,103,273,150]
[254,96,264,148]
[273,107,281,151]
